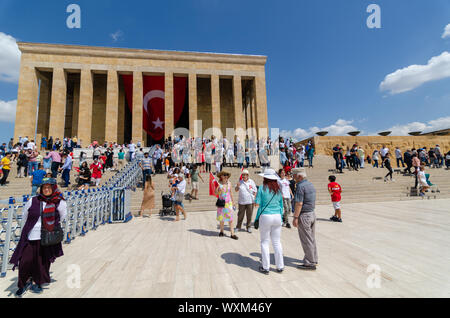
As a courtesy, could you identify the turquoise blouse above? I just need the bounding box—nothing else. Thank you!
[255,186,283,221]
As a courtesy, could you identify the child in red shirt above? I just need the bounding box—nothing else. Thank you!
[328,175,343,222]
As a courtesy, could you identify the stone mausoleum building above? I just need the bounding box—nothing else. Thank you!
[13,42,269,147]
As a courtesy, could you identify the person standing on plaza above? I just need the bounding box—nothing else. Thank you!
[358,147,365,168]
[234,169,257,233]
[215,171,238,239]
[328,175,343,222]
[278,169,293,228]
[189,164,204,200]
[59,153,72,188]
[292,168,318,270]
[10,178,66,297]
[0,153,12,186]
[372,149,380,168]
[139,152,153,190]
[254,168,284,274]
[174,174,187,221]
[395,147,405,168]
[139,174,155,217]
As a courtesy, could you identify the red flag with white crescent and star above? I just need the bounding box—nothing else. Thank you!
[122,75,188,143]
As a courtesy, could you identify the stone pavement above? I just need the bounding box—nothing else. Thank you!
[1,198,449,298]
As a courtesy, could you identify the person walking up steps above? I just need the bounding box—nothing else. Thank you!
[383,153,394,182]
[328,175,343,223]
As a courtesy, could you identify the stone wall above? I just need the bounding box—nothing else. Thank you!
[296,136,450,156]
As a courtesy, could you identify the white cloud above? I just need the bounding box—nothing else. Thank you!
[0,32,21,83]
[442,24,450,39]
[280,119,359,142]
[0,99,17,123]
[369,116,450,136]
[380,51,450,95]
[110,30,124,42]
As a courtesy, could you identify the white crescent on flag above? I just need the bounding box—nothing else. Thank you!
[143,90,165,114]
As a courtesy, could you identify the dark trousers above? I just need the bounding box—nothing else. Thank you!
[396,158,405,168]
[62,169,70,187]
[0,169,9,185]
[51,162,60,178]
[18,240,51,289]
[404,162,412,174]
[236,204,254,229]
[142,169,152,189]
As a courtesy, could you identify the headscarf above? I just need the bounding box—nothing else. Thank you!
[38,181,64,232]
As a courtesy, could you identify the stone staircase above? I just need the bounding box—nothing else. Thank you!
[2,155,449,215]
[129,155,450,215]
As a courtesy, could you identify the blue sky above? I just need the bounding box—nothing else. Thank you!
[0,0,450,143]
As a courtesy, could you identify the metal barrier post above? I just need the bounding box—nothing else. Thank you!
[1,199,15,277]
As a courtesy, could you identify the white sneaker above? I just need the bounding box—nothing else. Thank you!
[247,228,252,233]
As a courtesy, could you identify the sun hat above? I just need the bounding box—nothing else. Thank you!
[241,169,250,175]
[217,171,231,178]
[291,168,306,175]
[258,168,280,180]
[40,178,57,186]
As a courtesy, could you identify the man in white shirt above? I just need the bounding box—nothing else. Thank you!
[174,174,187,221]
[395,147,404,168]
[234,170,257,233]
[380,145,389,168]
[128,141,136,161]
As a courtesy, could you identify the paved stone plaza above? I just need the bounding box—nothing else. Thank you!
[1,198,449,298]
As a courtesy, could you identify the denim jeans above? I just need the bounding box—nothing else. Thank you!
[142,169,153,189]
[28,161,38,175]
[31,185,39,196]
[396,158,405,168]
[62,169,70,187]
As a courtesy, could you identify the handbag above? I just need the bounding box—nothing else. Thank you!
[254,193,277,230]
[40,202,64,247]
[215,183,227,208]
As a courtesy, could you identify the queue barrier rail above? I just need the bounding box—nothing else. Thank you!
[0,160,142,277]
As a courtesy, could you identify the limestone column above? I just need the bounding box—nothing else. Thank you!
[117,80,125,145]
[233,75,246,141]
[211,74,221,136]
[71,80,80,138]
[78,68,93,147]
[254,75,269,139]
[188,73,198,138]
[105,70,119,143]
[48,68,67,142]
[14,65,39,143]
[132,71,143,143]
[165,72,174,139]
[36,77,51,137]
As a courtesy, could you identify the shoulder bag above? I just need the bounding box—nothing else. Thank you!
[40,201,64,247]
[254,192,277,230]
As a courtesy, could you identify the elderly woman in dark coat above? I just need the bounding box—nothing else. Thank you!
[10,178,67,297]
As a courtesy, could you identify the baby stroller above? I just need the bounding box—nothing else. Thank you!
[160,191,176,216]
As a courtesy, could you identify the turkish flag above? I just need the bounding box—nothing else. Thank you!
[209,172,219,197]
[122,75,188,142]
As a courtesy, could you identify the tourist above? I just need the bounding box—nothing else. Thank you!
[139,174,155,217]
[417,165,429,197]
[395,147,405,168]
[27,150,38,175]
[445,151,450,169]
[292,168,318,270]
[350,144,359,171]
[17,150,28,178]
[253,168,284,275]
[345,147,351,168]
[92,147,101,161]
[412,153,421,188]
[59,153,72,188]
[139,153,153,190]
[128,141,136,161]
[118,148,125,170]
[215,171,238,239]
[383,153,394,182]
[136,148,145,163]
[46,149,62,178]
[372,149,380,168]
[307,144,315,168]
[332,144,341,172]
[278,169,293,229]
[380,145,389,168]
[0,152,12,186]
[90,158,103,187]
[105,148,114,170]
[328,175,343,222]
[77,161,91,190]
[234,169,257,232]
[30,163,46,196]
[435,145,443,168]
[404,149,413,174]
[358,147,365,168]
[189,164,204,200]
[10,178,66,297]
[174,174,187,221]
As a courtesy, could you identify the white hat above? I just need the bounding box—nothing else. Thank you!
[173,174,179,178]
[241,169,250,175]
[258,168,280,180]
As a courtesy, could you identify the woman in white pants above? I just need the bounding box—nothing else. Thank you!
[254,168,284,274]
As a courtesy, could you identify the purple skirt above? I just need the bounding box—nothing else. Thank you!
[18,240,52,289]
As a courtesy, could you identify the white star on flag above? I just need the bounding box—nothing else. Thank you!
[153,118,164,130]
